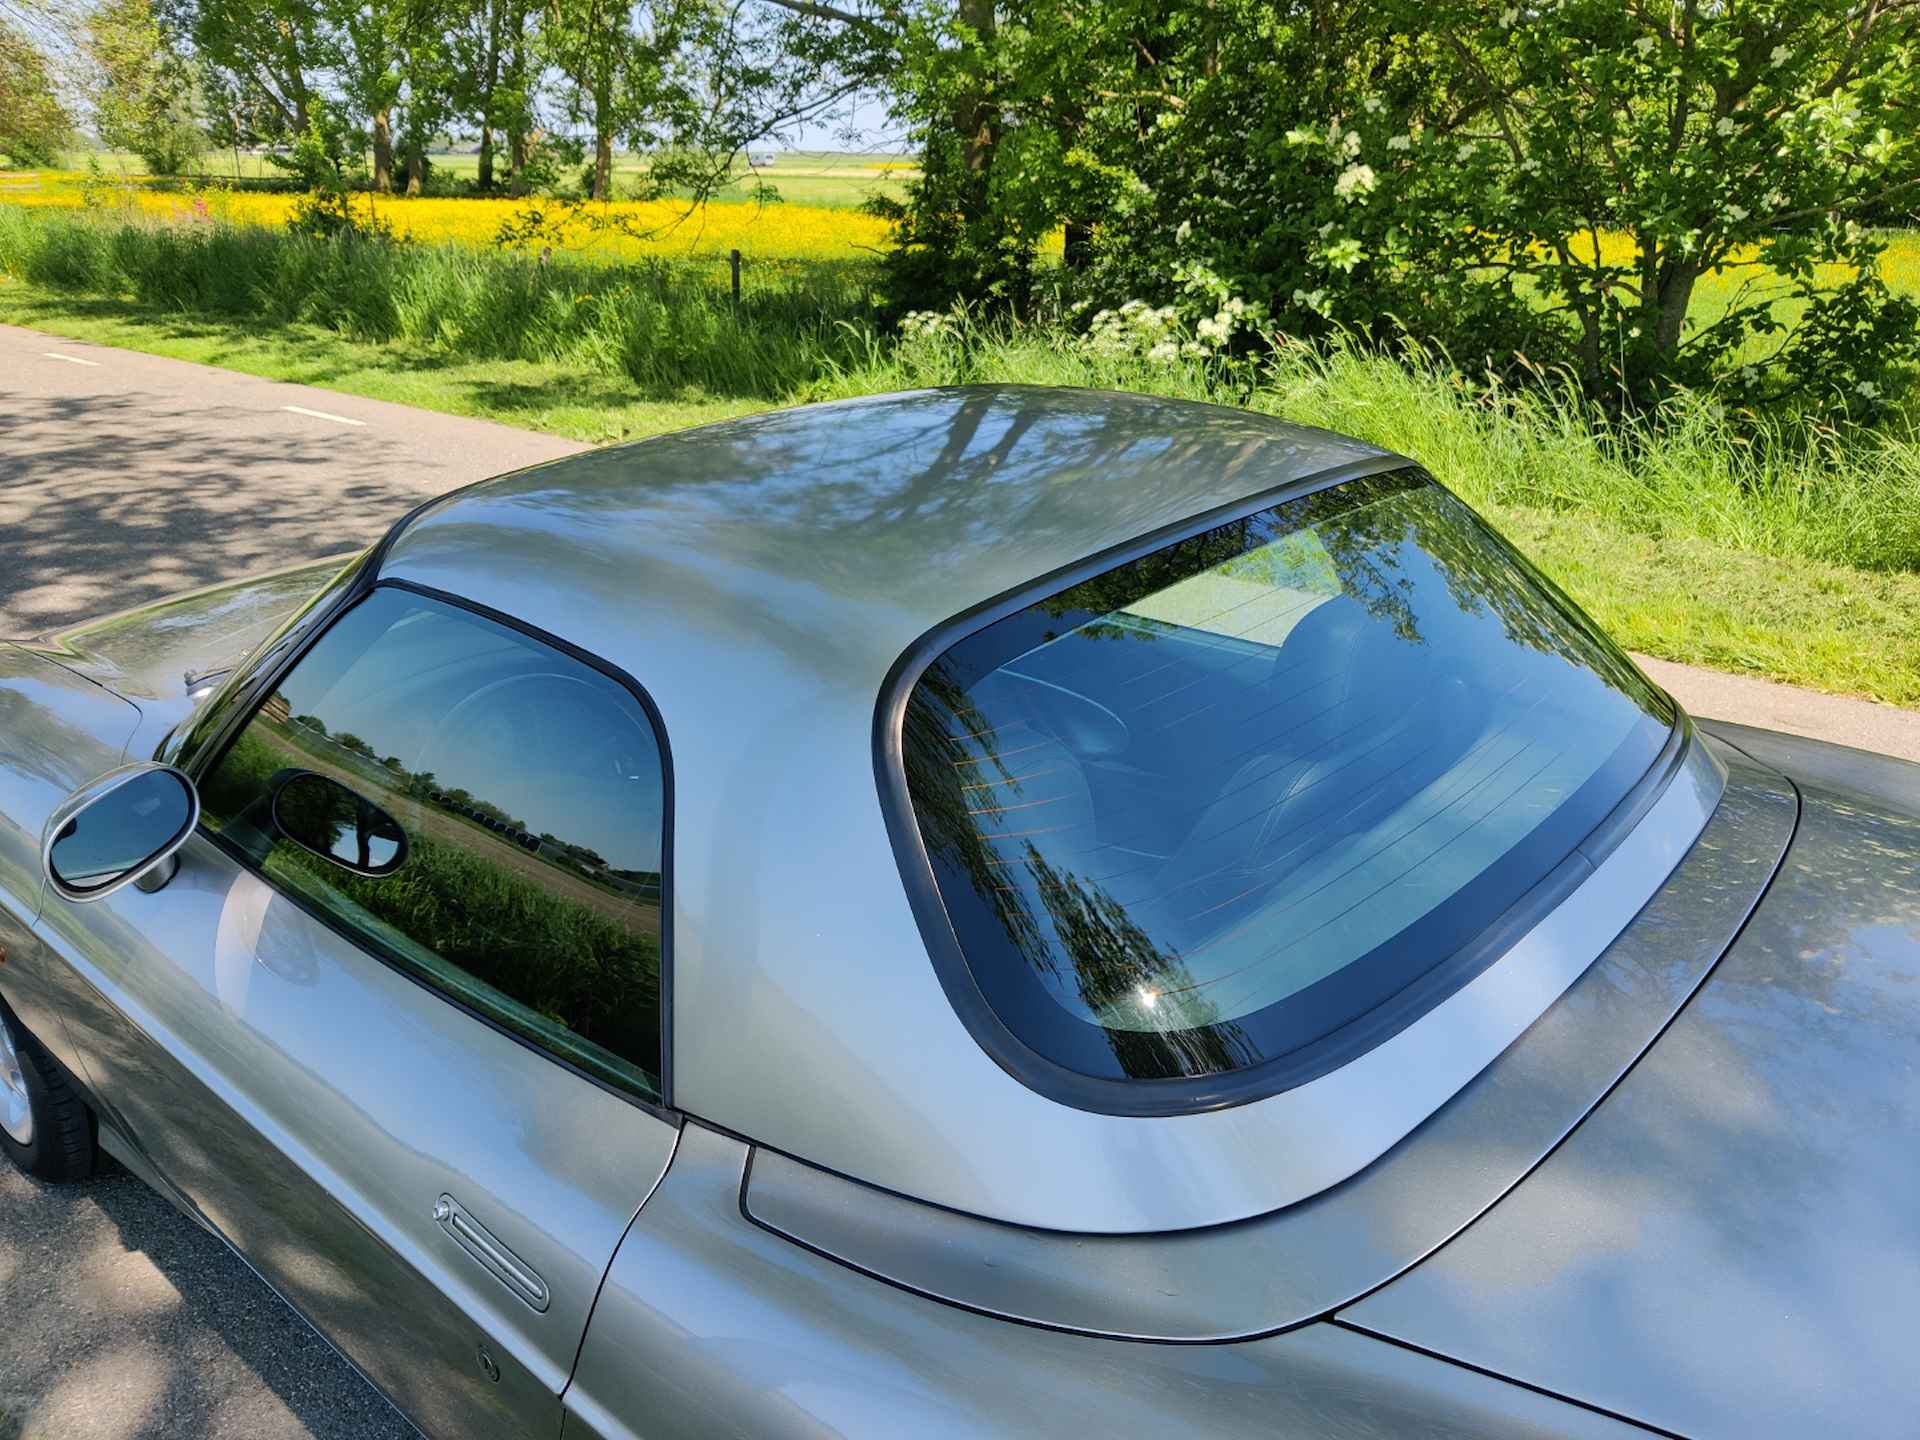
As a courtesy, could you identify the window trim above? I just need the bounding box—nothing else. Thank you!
[872,457,1685,1119]
[184,575,679,1122]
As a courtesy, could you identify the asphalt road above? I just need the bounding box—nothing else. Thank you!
[1,327,583,1439]
[0,324,583,638]
[0,1160,416,1440]
[3,324,1920,1440]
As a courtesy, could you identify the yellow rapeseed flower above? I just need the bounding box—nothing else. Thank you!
[6,172,891,263]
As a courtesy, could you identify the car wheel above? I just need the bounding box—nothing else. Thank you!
[0,999,95,1182]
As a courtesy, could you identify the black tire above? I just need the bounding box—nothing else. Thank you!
[0,997,96,1182]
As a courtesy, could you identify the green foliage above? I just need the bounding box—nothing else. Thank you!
[0,21,69,165]
[880,0,1920,421]
[86,0,207,176]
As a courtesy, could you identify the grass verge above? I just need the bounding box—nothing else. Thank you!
[5,259,1918,709]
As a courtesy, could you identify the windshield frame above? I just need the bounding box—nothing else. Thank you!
[874,459,1685,1118]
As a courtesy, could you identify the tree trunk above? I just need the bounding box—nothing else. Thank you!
[405,141,426,195]
[476,0,503,190]
[1063,222,1093,270]
[1654,260,1698,357]
[372,107,394,192]
[506,18,529,195]
[954,0,996,190]
[592,63,614,201]
[593,124,613,200]
[509,126,529,194]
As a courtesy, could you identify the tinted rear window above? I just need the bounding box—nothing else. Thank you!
[899,470,1673,1098]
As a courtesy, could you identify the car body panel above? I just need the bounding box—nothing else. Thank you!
[375,386,1716,1232]
[1343,729,1920,1439]
[26,820,679,1438]
[739,737,1795,1339]
[0,644,144,1069]
[565,1123,1651,1440]
[25,555,358,760]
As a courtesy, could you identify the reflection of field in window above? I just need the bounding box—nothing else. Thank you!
[204,726,662,1099]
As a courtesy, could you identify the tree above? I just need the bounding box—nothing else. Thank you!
[0,20,68,163]
[451,0,537,189]
[86,0,205,173]
[880,0,1920,420]
[1291,0,1920,413]
[176,0,329,146]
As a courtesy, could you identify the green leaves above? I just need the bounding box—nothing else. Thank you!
[879,0,1920,424]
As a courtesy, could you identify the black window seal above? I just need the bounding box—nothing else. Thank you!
[181,572,680,1126]
[872,456,1687,1119]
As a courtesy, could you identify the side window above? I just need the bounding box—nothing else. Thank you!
[197,586,668,1102]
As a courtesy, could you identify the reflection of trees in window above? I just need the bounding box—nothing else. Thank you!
[904,664,1048,964]
[902,468,1669,1084]
[905,667,1256,1080]
[1025,472,1666,719]
[1021,846,1259,1079]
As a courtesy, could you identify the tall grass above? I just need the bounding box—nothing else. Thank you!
[5,204,1918,575]
[0,205,874,398]
[811,322,1920,574]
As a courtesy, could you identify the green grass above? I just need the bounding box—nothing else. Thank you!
[0,288,773,441]
[4,203,1917,709]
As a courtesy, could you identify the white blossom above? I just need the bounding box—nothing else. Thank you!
[1725,203,1749,224]
[1499,6,1519,27]
[1335,163,1378,200]
[1764,189,1787,210]
[1362,95,1385,114]
[1147,341,1180,363]
[1716,116,1736,137]
[1387,134,1413,152]
[1457,141,1478,162]
[1771,44,1791,66]
[1174,219,1192,244]
[1634,34,1657,57]
[1856,380,1880,399]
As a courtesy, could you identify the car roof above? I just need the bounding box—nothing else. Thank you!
[385,385,1391,668]
[380,386,1471,1232]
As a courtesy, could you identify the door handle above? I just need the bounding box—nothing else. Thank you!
[434,1193,550,1313]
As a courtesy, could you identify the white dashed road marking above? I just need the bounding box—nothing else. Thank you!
[281,404,368,427]
[42,352,101,366]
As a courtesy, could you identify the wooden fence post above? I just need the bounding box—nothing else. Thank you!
[730,248,742,307]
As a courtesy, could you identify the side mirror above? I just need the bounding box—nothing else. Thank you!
[270,771,407,877]
[42,764,200,903]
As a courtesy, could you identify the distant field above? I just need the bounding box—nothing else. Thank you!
[4,171,894,262]
[40,148,917,209]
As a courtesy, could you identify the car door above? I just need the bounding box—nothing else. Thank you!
[30,582,680,1439]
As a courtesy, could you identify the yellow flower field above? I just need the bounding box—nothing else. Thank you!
[4,171,891,262]
[8,170,1920,296]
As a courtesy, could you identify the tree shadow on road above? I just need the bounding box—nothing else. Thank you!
[1,386,448,638]
[0,1157,415,1440]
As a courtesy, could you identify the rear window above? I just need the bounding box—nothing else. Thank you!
[897,469,1674,1103]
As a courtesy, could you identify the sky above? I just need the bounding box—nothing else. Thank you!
[779,89,904,154]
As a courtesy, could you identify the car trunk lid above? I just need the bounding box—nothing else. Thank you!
[1343,741,1920,1439]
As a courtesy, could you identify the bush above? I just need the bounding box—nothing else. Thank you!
[882,0,1920,422]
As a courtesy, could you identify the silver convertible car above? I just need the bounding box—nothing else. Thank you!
[3,388,1917,1439]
